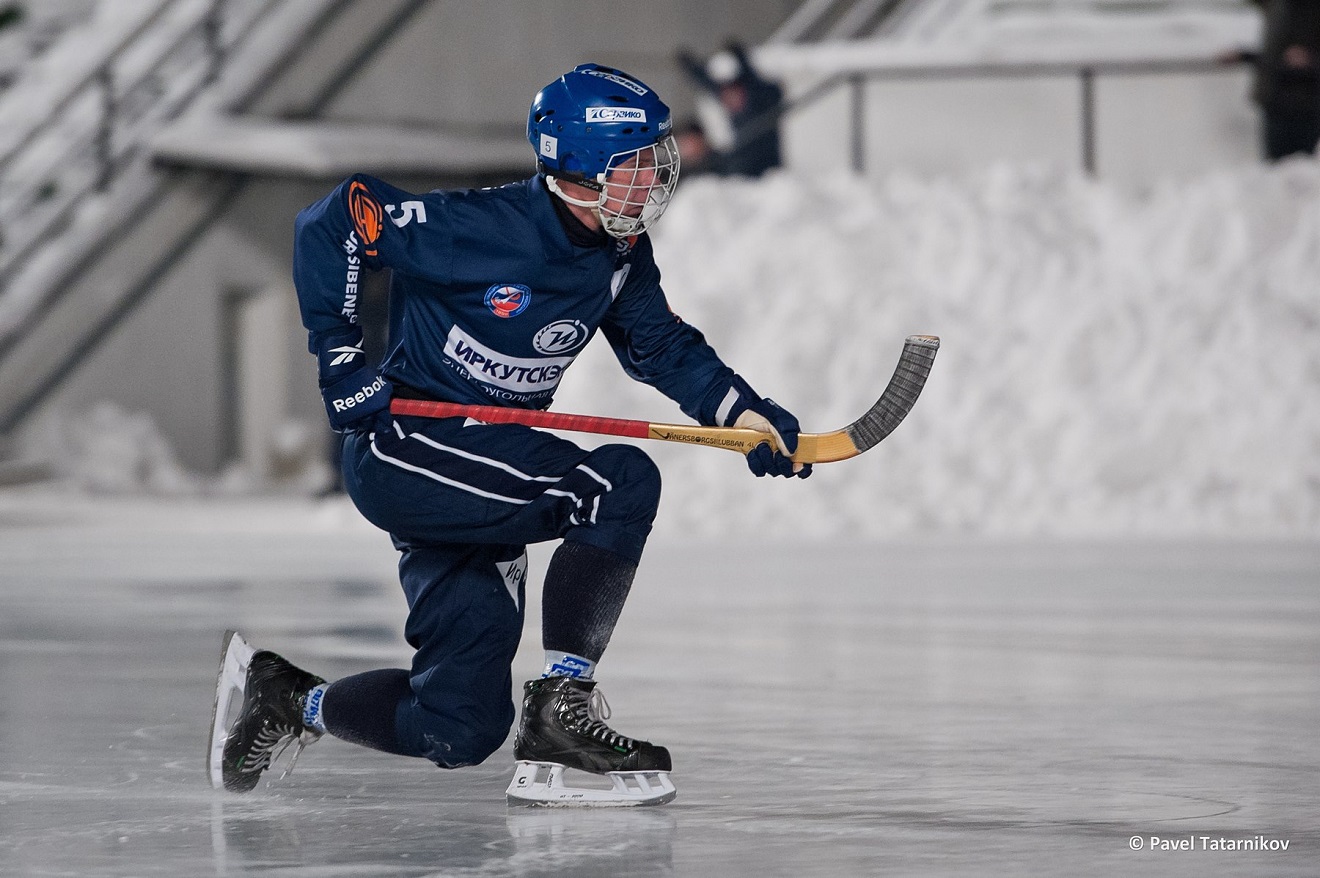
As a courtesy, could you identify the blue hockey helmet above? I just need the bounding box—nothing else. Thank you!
[529,63,680,236]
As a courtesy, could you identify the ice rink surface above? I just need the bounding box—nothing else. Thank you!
[0,491,1316,877]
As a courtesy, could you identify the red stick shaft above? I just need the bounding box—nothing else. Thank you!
[389,399,652,440]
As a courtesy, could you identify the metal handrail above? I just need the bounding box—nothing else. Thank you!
[768,0,905,45]
[0,0,281,329]
[0,0,431,436]
[769,0,844,44]
[824,0,895,41]
[0,1,176,170]
[735,50,1246,176]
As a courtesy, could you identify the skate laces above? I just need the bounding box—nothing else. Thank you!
[246,724,321,780]
[587,687,610,723]
[276,730,321,780]
[242,722,294,776]
[565,686,634,750]
[238,679,323,781]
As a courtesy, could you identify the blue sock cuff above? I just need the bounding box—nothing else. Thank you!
[542,651,595,680]
[303,683,329,732]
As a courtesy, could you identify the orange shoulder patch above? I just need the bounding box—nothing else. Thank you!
[348,180,384,257]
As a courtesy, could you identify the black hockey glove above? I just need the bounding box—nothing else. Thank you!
[717,375,812,480]
[312,328,391,432]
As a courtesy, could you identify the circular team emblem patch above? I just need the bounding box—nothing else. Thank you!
[485,283,532,319]
[533,320,589,355]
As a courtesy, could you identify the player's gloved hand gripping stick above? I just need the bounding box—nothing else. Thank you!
[391,335,939,464]
[715,373,810,477]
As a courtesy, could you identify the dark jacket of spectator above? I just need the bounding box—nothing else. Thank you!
[678,43,783,177]
[1249,0,1320,114]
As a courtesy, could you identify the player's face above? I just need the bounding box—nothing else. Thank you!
[597,137,680,235]
[602,152,658,219]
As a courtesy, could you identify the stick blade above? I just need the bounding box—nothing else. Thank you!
[844,335,939,453]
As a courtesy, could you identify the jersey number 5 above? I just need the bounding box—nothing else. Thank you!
[387,201,427,227]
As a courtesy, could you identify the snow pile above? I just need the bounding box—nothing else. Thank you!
[35,401,203,495]
[31,159,1320,539]
[556,159,1320,539]
[22,403,335,498]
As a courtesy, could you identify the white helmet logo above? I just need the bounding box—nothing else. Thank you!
[586,107,646,123]
[539,134,558,159]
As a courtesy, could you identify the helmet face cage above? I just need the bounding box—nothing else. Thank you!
[595,135,680,237]
[530,64,680,237]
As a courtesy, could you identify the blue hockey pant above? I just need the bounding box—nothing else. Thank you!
[322,414,660,768]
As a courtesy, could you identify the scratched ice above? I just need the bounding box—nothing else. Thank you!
[0,493,1316,877]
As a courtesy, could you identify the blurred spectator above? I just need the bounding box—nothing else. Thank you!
[0,4,23,30]
[676,41,783,177]
[673,118,723,177]
[1224,0,1320,160]
[0,2,24,88]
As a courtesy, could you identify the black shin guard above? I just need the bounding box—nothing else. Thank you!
[541,541,637,662]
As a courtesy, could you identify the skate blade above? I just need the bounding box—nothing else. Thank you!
[505,760,677,808]
[207,630,255,790]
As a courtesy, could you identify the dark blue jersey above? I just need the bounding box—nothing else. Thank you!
[294,174,734,423]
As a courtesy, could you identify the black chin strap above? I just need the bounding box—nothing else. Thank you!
[537,161,603,192]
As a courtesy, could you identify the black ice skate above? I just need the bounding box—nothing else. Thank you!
[507,676,676,807]
[207,631,326,792]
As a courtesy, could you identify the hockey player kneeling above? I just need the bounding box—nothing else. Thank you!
[209,63,810,807]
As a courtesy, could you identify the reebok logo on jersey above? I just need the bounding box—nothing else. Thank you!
[443,326,574,393]
[328,344,362,367]
[586,107,646,123]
